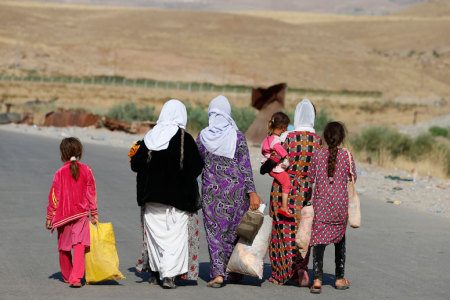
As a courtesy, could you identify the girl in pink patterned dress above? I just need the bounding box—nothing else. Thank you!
[261,112,292,218]
[308,122,357,294]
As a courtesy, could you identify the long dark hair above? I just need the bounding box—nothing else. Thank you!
[60,137,83,181]
[323,122,346,179]
[268,112,290,135]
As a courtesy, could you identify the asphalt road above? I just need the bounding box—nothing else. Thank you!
[1,129,450,300]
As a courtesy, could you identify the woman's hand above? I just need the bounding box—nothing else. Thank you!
[249,192,263,210]
[91,215,98,225]
[45,220,52,230]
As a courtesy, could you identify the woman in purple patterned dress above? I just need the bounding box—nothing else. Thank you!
[196,95,262,288]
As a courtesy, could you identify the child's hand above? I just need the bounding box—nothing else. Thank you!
[281,157,290,169]
[45,220,52,230]
[91,215,98,225]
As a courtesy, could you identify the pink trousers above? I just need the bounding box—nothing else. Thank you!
[59,244,85,284]
[270,171,292,194]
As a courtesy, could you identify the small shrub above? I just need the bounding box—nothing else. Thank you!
[429,126,448,138]
[351,127,413,158]
[185,103,208,133]
[446,148,450,176]
[411,133,435,159]
[105,103,156,123]
[232,106,256,133]
[315,108,332,134]
[433,50,440,58]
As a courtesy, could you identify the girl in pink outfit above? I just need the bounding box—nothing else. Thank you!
[261,112,293,218]
[45,137,98,288]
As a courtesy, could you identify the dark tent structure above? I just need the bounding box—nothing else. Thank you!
[245,83,287,144]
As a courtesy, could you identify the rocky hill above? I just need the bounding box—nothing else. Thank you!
[16,0,426,15]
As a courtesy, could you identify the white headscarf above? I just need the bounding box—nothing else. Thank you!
[144,99,187,151]
[199,95,239,159]
[294,98,315,133]
[280,98,316,141]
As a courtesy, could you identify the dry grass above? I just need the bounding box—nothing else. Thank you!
[235,11,450,25]
[0,0,449,97]
[353,147,449,180]
[0,81,253,113]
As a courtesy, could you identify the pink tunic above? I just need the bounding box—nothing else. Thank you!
[308,148,357,246]
[57,216,90,251]
[261,135,289,173]
[47,161,97,251]
[46,161,97,230]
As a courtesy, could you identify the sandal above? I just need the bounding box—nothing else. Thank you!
[278,208,294,218]
[297,269,310,287]
[162,277,177,289]
[335,278,350,290]
[310,279,322,294]
[269,276,281,285]
[69,282,82,288]
[207,277,224,288]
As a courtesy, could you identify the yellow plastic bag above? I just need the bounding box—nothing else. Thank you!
[85,222,125,284]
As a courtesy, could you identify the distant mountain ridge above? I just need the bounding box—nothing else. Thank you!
[17,0,427,15]
[396,0,450,17]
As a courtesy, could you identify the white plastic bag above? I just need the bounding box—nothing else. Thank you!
[295,205,314,258]
[226,215,272,279]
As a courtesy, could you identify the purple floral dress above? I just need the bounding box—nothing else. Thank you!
[196,131,256,279]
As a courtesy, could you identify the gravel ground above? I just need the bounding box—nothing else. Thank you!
[397,114,450,137]
[2,123,449,219]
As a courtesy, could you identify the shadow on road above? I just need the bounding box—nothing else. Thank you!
[127,267,198,286]
[128,267,149,283]
[49,271,122,286]
[198,262,265,287]
[87,280,122,286]
[198,262,211,282]
[48,272,65,283]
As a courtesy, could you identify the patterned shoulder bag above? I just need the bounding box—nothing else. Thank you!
[346,150,361,228]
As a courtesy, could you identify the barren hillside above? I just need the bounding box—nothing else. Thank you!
[396,0,450,17]
[16,0,427,15]
[0,0,449,97]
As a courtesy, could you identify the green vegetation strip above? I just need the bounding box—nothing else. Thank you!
[0,74,382,98]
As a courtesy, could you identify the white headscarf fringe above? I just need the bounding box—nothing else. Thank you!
[144,99,187,151]
[199,95,239,159]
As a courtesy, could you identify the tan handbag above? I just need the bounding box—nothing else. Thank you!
[295,165,316,258]
[236,209,264,243]
[295,205,314,258]
[346,150,361,228]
